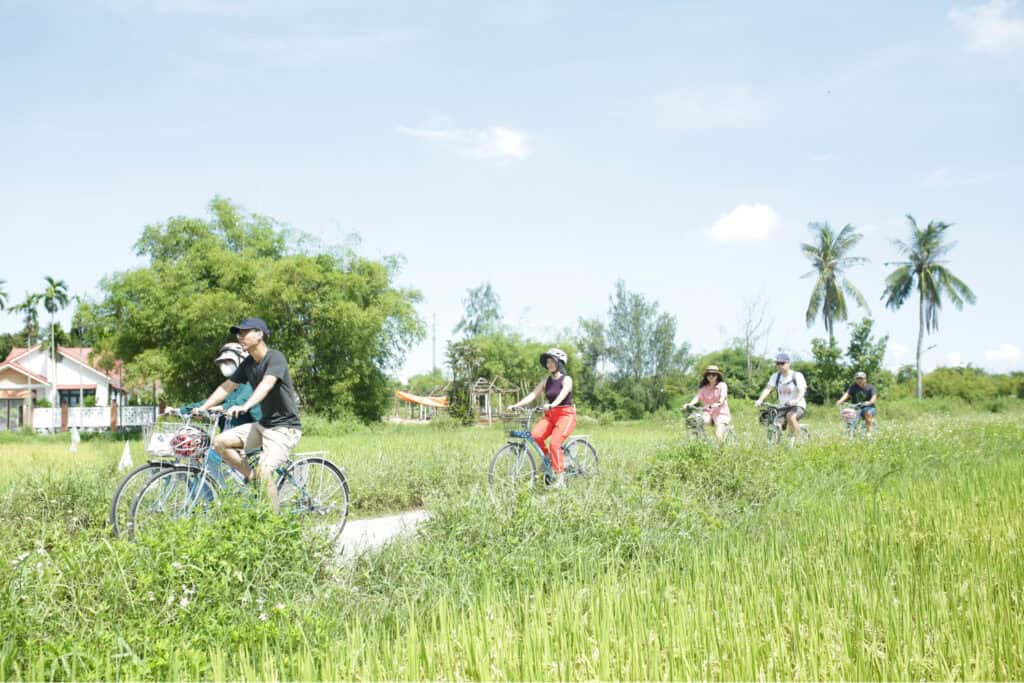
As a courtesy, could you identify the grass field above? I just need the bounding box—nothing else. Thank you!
[0,399,1021,680]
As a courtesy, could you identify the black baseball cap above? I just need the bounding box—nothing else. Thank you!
[230,317,270,339]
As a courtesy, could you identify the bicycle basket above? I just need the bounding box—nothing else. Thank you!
[839,407,858,423]
[143,421,185,457]
[499,413,531,434]
[685,412,704,430]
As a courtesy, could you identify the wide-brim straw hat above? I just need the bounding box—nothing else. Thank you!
[703,365,724,378]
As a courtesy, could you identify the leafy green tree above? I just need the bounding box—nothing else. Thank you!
[882,215,977,399]
[85,198,424,421]
[804,337,845,404]
[846,317,888,385]
[605,280,692,412]
[453,282,503,338]
[574,317,607,406]
[405,369,445,396]
[801,222,869,342]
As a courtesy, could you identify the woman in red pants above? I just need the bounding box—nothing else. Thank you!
[510,347,576,489]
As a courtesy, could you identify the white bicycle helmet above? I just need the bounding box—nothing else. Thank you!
[215,342,248,365]
[539,348,568,368]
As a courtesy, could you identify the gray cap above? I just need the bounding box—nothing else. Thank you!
[775,352,791,362]
[854,371,867,379]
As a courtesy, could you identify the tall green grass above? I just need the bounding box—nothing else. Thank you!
[0,401,1021,680]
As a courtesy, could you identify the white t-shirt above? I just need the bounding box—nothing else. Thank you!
[767,371,807,408]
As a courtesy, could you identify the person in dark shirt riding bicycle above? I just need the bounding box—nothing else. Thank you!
[195,317,302,511]
[836,371,878,435]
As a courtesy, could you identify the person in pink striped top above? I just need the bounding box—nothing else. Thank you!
[683,365,732,442]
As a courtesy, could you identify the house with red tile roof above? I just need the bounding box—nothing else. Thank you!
[0,344,127,430]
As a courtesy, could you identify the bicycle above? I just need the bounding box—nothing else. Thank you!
[108,413,215,537]
[488,408,598,494]
[758,404,811,446]
[840,402,876,439]
[128,412,350,544]
[684,406,736,444]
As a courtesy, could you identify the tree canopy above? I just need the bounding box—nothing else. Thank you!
[83,197,424,421]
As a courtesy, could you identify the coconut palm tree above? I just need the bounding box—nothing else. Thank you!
[882,215,976,400]
[801,222,869,342]
[12,293,41,345]
[42,277,70,407]
[0,279,7,311]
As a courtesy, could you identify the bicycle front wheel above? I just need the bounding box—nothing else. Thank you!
[109,461,173,537]
[489,442,536,493]
[563,438,599,480]
[277,457,350,544]
[129,466,219,539]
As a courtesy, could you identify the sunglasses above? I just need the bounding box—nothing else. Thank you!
[775,361,787,365]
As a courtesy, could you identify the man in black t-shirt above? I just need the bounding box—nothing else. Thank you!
[836,371,878,435]
[197,317,301,511]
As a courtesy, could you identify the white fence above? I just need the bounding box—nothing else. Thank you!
[32,406,158,433]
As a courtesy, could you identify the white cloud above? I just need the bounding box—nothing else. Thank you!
[949,0,1024,53]
[708,203,780,242]
[398,125,531,161]
[985,343,1022,363]
[946,351,965,367]
[653,85,761,130]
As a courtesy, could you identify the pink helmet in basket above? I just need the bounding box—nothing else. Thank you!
[170,426,210,459]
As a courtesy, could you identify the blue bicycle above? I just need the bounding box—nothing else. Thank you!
[127,411,349,543]
[488,408,598,493]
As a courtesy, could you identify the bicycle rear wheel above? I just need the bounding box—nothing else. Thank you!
[563,438,599,480]
[277,457,350,545]
[489,442,536,494]
[129,466,219,539]
[109,461,173,537]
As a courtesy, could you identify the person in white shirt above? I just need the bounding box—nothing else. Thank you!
[755,352,808,443]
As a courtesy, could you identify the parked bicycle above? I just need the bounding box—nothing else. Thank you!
[840,402,876,439]
[758,404,811,445]
[684,407,736,445]
[124,411,350,543]
[488,408,598,494]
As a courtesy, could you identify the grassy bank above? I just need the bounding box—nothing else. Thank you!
[0,401,1021,679]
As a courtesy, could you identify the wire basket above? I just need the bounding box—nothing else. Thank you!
[143,417,215,459]
[839,407,859,423]
[498,411,534,433]
[685,410,705,430]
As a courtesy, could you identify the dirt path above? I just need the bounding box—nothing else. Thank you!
[337,509,430,560]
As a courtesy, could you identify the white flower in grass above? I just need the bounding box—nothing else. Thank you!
[11,552,30,566]
[171,561,184,571]
[259,612,268,622]
[179,597,190,609]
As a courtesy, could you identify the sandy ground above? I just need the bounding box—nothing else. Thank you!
[336,509,430,560]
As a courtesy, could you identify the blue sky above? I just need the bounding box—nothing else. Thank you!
[1,0,1022,381]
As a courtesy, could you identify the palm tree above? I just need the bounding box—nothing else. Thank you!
[0,279,7,311]
[13,293,42,345]
[42,277,70,409]
[801,222,869,342]
[882,215,976,400]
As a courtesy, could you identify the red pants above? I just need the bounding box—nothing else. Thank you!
[531,406,577,474]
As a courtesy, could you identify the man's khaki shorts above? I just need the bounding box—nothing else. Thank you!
[219,423,302,474]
